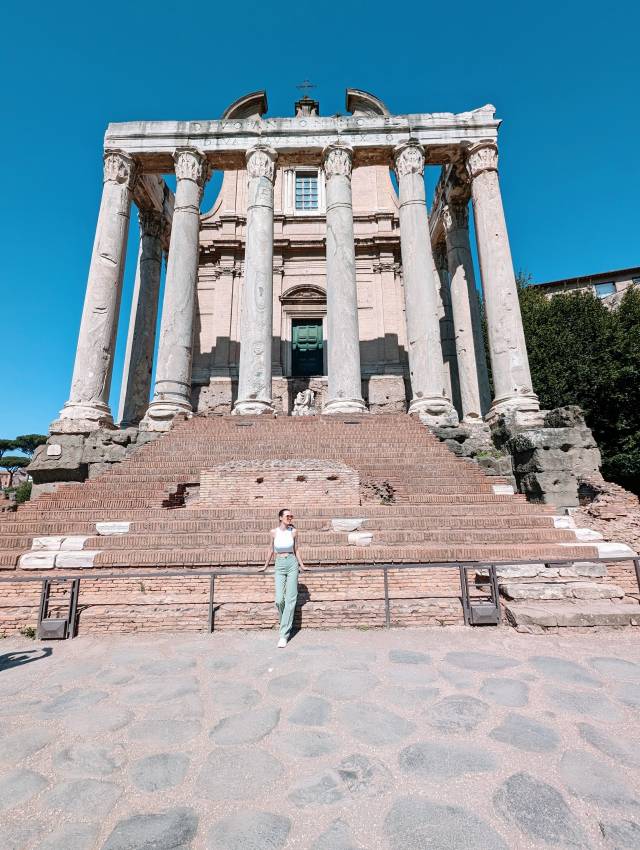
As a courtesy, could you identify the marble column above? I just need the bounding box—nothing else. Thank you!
[144,148,208,428]
[442,201,492,421]
[432,242,462,417]
[322,144,366,414]
[56,150,137,430]
[118,208,164,427]
[233,146,278,415]
[393,142,457,424]
[466,143,539,421]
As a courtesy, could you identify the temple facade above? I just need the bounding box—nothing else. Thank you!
[52,88,539,434]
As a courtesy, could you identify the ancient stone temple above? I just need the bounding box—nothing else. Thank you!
[52,88,537,431]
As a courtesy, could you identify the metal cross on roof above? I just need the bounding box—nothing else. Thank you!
[296,80,317,97]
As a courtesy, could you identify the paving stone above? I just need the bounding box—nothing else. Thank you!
[99,670,134,686]
[130,753,190,792]
[489,713,559,752]
[617,683,640,709]
[43,778,122,818]
[207,811,291,850]
[578,722,640,768]
[138,658,197,676]
[267,671,308,698]
[494,772,586,848]
[387,666,439,686]
[428,696,489,733]
[4,820,44,850]
[34,823,99,850]
[204,653,242,672]
[288,770,345,807]
[311,818,360,850]
[152,695,204,720]
[529,655,602,687]
[546,686,624,721]
[288,696,330,726]
[560,749,638,806]
[389,649,431,664]
[39,687,108,715]
[119,677,199,705]
[0,728,52,763]
[438,667,475,688]
[385,685,440,708]
[210,706,280,745]
[479,677,529,707]
[384,796,508,850]
[277,729,339,758]
[314,669,379,700]
[336,753,392,796]
[339,702,415,745]
[599,819,640,848]
[0,768,48,811]
[589,656,640,682]
[53,743,127,776]
[102,807,198,850]
[444,651,519,672]
[62,706,133,735]
[128,717,202,745]
[198,748,283,800]
[209,681,261,711]
[398,740,497,778]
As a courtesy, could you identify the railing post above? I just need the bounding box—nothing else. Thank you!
[383,567,391,628]
[459,564,469,625]
[208,575,215,633]
[634,559,640,596]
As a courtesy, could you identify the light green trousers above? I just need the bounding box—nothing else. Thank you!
[274,554,299,640]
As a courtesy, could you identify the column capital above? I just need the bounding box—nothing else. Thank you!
[245,146,277,182]
[322,143,353,180]
[173,148,209,186]
[103,150,138,189]
[466,142,499,180]
[138,208,163,239]
[442,202,469,234]
[393,141,425,177]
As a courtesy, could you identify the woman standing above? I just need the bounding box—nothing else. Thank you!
[259,508,305,647]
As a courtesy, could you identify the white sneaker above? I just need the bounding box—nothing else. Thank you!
[277,637,287,648]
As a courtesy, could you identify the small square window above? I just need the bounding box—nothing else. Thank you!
[295,171,319,211]
[594,282,616,298]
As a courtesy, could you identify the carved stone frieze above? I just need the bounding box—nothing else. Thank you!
[442,202,469,233]
[245,146,277,182]
[103,150,138,189]
[138,208,163,239]
[393,142,424,177]
[466,142,499,179]
[173,148,209,185]
[322,144,353,180]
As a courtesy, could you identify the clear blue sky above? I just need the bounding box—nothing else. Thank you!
[2,0,638,439]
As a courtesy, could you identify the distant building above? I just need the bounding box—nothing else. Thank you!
[0,468,29,489]
[534,266,640,306]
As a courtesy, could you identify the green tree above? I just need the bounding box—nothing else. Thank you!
[13,434,47,456]
[0,439,15,461]
[0,456,29,488]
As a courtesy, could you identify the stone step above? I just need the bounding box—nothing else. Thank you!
[504,600,640,631]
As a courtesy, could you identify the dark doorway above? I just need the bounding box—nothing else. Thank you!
[291,319,324,376]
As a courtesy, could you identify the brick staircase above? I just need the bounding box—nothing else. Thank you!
[0,414,600,633]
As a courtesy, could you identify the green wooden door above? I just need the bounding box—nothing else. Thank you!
[291,319,324,376]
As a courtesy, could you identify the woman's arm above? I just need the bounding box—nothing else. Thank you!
[259,531,274,572]
[293,529,305,571]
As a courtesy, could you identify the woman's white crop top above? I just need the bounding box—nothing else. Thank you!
[274,527,295,553]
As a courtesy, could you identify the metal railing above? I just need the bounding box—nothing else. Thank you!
[0,555,638,639]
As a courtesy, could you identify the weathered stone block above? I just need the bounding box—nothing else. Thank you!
[28,444,87,483]
[367,375,407,414]
[19,552,56,569]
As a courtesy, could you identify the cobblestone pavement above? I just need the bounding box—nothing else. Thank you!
[1,627,640,849]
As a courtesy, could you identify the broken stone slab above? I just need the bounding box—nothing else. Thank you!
[501,582,625,602]
[595,541,638,558]
[331,518,365,533]
[553,515,577,530]
[19,552,56,570]
[347,532,373,547]
[31,536,66,551]
[571,583,625,600]
[96,522,131,535]
[59,536,90,551]
[492,483,514,495]
[505,601,640,630]
[558,562,607,578]
[55,551,100,569]
[476,564,545,580]
[573,527,604,542]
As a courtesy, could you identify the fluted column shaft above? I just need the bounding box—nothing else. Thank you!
[443,202,491,420]
[393,142,457,424]
[322,144,366,414]
[432,242,461,416]
[467,143,539,420]
[57,150,137,429]
[234,146,277,415]
[118,209,164,426]
[144,149,208,428]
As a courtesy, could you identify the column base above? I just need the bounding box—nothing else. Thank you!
[232,399,275,416]
[51,401,115,434]
[323,397,368,415]
[408,396,459,426]
[484,392,541,428]
[140,399,192,432]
